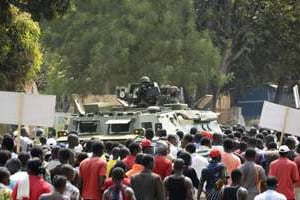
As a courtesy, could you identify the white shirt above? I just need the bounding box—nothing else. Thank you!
[20,136,33,152]
[254,190,287,200]
[169,144,179,158]
[191,153,209,179]
[9,171,27,189]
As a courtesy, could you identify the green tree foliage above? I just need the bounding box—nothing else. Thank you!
[250,1,300,81]
[193,0,254,105]
[194,0,300,103]
[226,0,300,102]
[249,0,300,102]
[42,0,221,96]
[0,0,71,91]
[8,0,72,20]
[0,5,42,91]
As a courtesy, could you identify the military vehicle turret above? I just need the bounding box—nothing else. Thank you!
[56,76,221,142]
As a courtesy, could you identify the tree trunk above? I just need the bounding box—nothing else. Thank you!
[213,0,232,109]
[212,86,221,111]
[220,0,232,71]
[103,80,111,94]
[274,77,286,104]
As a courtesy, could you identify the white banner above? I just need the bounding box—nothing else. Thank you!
[259,101,300,136]
[0,91,56,127]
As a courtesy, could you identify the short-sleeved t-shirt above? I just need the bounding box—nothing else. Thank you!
[254,190,287,200]
[12,175,52,200]
[294,155,300,188]
[191,153,208,180]
[269,157,299,200]
[153,155,172,180]
[79,157,107,199]
[221,152,241,184]
[106,159,117,177]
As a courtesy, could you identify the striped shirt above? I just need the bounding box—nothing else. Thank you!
[197,146,211,158]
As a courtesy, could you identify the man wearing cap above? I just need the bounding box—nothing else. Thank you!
[201,131,213,141]
[140,139,154,155]
[269,145,299,200]
[198,148,227,200]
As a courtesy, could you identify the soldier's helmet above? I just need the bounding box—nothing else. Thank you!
[139,76,151,83]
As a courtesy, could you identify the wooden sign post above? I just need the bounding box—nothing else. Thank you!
[17,94,24,153]
[279,107,289,146]
[260,101,300,143]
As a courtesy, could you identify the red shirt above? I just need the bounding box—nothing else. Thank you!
[79,157,107,200]
[269,157,299,200]
[221,152,241,184]
[12,175,52,200]
[101,177,131,192]
[294,155,300,188]
[123,155,136,170]
[153,155,172,181]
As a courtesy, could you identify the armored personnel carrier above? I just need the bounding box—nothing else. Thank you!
[56,77,222,142]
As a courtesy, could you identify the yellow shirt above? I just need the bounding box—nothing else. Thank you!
[106,159,118,177]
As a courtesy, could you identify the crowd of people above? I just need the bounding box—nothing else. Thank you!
[0,126,300,200]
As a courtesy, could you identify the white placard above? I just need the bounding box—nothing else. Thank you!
[285,108,300,136]
[259,101,287,132]
[23,94,56,127]
[0,91,56,127]
[0,92,19,125]
[259,101,300,136]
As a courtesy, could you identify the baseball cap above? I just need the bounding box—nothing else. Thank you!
[201,131,213,140]
[140,139,152,149]
[279,145,289,153]
[209,148,221,158]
